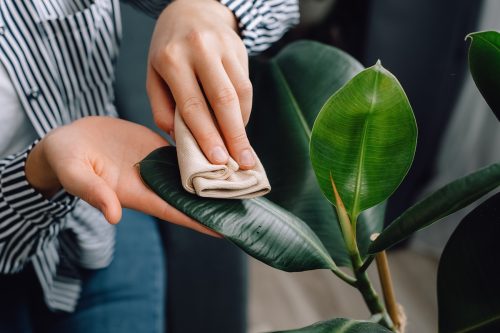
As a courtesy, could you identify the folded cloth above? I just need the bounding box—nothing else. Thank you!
[174,111,271,199]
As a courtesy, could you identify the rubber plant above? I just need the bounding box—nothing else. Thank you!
[139,31,500,332]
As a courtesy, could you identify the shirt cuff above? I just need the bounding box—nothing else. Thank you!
[220,0,300,55]
[121,0,170,18]
[0,141,77,223]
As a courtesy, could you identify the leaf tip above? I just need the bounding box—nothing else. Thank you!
[373,59,384,71]
[372,59,389,76]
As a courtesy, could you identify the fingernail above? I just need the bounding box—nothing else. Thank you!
[239,149,254,167]
[211,146,228,164]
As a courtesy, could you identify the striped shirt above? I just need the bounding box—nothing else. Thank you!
[0,0,299,312]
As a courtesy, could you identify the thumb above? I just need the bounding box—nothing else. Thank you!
[60,163,122,224]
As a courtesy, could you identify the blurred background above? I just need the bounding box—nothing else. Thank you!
[116,0,500,332]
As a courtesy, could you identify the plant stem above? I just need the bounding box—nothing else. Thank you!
[328,176,396,331]
[375,250,403,331]
[330,268,357,287]
[351,253,396,331]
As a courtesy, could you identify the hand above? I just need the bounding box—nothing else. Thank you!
[25,116,218,237]
[147,0,256,169]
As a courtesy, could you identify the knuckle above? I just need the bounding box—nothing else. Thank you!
[196,130,220,146]
[187,30,210,50]
[236,79,253,98]
[153,44,181,67]
[227,131,249,147]
[213,87,237,108]
[181,97,204,119]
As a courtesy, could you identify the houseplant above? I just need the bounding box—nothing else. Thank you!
[139,31,500,332]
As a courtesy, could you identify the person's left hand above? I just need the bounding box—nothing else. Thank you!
[147,0,256,170]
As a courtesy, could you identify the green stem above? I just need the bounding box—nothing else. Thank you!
[352,254,395,330]
[331,267,357,288]
[335,205,395,330]
[329,177,396,331]
[357,274,395,330]
[330,268,357,287]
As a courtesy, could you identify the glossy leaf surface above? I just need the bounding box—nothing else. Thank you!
[370,163,500,253]
[248,41,385,266]
[467,31,500,120]
[438,193,500,333]
[309,61,417,220]
[273,318,392,333]
[139,146,336,272]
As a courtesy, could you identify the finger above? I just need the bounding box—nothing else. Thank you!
[196,58,255,169]
[123,183,221,238]
[222,55,253,125]
[59,161,122,224]
[147,64,175,134]
[158,63,229,165]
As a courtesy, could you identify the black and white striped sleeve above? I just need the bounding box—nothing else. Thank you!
[0,141,76,274]
[120,0,170,18]
[122,0,300,54]
[220,0,300,54]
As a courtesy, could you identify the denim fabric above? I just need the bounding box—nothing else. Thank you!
[0,209,166,333]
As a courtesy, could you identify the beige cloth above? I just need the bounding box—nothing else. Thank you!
[174,111,271,199]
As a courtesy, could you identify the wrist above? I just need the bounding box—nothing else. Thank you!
[213,0,238,32]
[171,0,238,32]
[25,139,61,198]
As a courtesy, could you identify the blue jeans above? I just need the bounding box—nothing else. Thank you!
[0,209,166,333]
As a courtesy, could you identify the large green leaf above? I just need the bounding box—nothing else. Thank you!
[272,318,392,333]
[309,61,417,220]
[438,193,500,333]
[248,41,385,266]
[369,163,500,253]
[139,146,336,272]
[467,31,500,120]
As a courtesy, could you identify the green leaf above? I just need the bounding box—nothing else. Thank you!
[369,163,500,253]
[438,192,500,333]
[309,61,417,220]
[272,318,392,333]
[139,146,336,272]
[467,31,500,120]
[248,41,385,266]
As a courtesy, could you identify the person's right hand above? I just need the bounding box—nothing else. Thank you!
[147,0,255,169]
[25,116,218,237]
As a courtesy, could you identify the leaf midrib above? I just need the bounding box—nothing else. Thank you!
[337,319,355,332]
[246,197,336,269]
[271,60,312,140]
[351,70,380,218]
[141,159,336,270]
